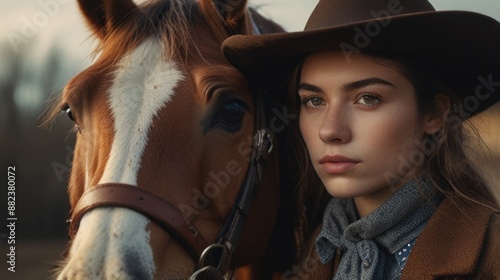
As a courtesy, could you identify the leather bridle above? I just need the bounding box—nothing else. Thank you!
[68,90,273,279]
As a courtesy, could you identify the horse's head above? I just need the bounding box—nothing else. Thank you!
[51,0,285,278]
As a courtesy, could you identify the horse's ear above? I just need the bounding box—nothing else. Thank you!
[77,0,138,39]
[210,0,248,32]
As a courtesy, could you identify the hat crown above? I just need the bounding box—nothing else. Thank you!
[305,0,435,30]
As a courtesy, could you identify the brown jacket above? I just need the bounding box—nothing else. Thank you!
[285,196,500,279]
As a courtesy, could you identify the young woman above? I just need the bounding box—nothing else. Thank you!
[223,0,500,279]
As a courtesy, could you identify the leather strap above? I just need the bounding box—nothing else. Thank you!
[215,120,272,250]
[70,183,209,259]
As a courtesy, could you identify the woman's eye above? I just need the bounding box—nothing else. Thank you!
[302,97,324,107]
[214,99,248,132]
[356,94,381,106]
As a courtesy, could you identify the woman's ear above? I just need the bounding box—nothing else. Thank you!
[424,94,450,134]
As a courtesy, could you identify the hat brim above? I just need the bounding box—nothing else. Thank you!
[223,11,500,115]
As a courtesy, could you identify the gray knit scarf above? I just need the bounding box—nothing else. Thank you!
[316,177,442,280]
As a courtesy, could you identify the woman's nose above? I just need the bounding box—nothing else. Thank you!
[318,105,351,144]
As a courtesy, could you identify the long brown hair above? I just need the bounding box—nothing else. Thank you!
[286,59,330,258]
[376,53,499,210]
[288,51,499,256]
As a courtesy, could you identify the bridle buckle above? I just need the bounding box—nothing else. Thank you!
[193,243,232,279]
[254,128,274,157]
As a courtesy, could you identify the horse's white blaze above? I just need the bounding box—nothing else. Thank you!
[101,39,182,185]
[59,38,183,279]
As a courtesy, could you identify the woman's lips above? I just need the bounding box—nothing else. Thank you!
[319,155,360,174]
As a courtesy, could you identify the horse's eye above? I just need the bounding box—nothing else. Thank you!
[61,103,76,122]
[214,100,247,132]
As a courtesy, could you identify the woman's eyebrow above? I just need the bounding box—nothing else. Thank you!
[298,83,323,93]
[342,77,396,92]
[298,77,396,95]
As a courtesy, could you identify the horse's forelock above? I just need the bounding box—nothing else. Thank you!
[94,0,278,69]
[92,0,197,68]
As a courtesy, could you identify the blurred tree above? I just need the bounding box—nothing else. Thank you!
[0,30,84,239]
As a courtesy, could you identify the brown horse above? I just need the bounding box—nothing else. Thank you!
[44,0,299,279]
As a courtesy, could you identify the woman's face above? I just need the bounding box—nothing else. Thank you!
[298,51,432,214]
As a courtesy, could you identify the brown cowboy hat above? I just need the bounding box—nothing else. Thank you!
[222,0,500,115]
